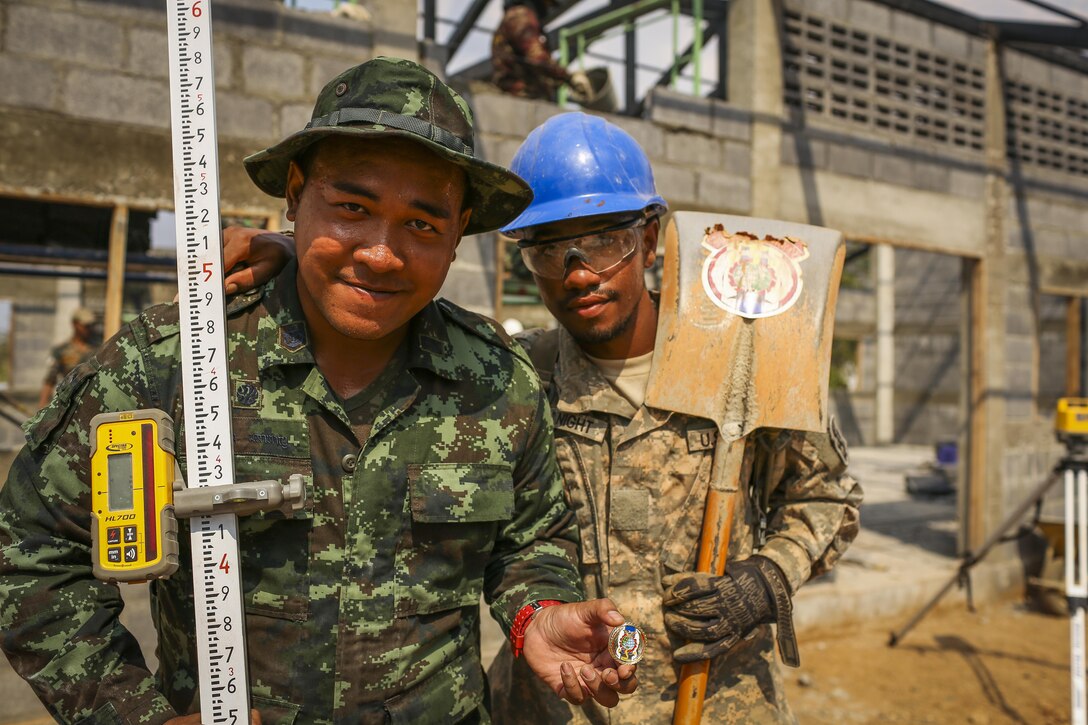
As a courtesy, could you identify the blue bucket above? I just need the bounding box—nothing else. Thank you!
[936,441,958,466]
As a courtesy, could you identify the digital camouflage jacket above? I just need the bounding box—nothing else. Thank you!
[489,326,863,724]
[0,266,582,725]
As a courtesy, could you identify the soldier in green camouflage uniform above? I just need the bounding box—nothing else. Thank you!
[39,306,101,408]
[0,59,637,725]
[482,113,863,724]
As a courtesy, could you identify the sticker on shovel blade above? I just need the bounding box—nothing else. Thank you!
[700,225,810,319]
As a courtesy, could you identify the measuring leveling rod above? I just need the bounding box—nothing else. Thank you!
[1067,460,1088,725]
[166,0,251,721]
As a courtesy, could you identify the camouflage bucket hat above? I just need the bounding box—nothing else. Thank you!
[243,56,532,236]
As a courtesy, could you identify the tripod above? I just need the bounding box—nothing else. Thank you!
[1062,434,1088,725]
[888,429,1088,725]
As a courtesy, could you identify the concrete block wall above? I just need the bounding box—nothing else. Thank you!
[890,249,963,444]
[1037,293,1070,415]
[0,0,389,213]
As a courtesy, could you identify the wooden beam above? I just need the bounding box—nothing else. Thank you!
[104,205,129,339]
[1069,295,1083,397]
[965,257,987,552]
[493,235,507,322]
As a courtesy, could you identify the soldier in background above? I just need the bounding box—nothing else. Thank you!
[38,306,100,408]
[492,0,592,102]
[0,59,637,725]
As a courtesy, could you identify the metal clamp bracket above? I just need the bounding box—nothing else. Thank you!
[173,473,306,518]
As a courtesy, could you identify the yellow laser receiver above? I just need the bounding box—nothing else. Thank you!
[1057,398,1088,440]
[90,409,180,583]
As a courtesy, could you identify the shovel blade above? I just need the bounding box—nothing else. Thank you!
[645,212,845,439]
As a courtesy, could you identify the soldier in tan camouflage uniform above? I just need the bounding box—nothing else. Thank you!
[223,111,862,722]
[38,306,100,408]
[483,113,863,724]
[492,0,591,102]
[0,60,638,725]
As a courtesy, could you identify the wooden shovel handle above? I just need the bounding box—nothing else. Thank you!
[671,439,744,725]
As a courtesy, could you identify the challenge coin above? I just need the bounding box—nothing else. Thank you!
[608,623,645,665]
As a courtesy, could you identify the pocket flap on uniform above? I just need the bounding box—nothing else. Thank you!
[409,463,514,523]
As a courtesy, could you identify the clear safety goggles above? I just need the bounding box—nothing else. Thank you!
[518,219,646,280]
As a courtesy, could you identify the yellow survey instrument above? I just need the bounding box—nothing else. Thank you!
[1057,398,1088,441]
[90,409,180,583]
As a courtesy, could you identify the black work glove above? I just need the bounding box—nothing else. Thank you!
[662,555,800,666]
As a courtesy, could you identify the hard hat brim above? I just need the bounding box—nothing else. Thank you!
[500,192,665,238]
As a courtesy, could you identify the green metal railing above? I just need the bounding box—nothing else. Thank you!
[557,0,704,106]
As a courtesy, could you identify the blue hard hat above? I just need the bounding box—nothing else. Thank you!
[500,112,667,238]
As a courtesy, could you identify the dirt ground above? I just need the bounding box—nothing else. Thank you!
[783,594,1070,725]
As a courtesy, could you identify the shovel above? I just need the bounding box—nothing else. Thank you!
[643,212,845,724]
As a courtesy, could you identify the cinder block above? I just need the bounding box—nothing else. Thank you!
[440,264,493,313]
[128,27,169,80]
[1013,54,1050,86]
[912,161,950,193]
[890,11,931,48]
[469,86,537,138]
[1048,199,1084,230]
[827,142,871,178]
[243,46,305,100]
[647,87,713,134]
[478,137,524,168]
[73,0,161,24]
[711,105,751,143]
[653,162,699,206]
[214,39,235,90]
[1033,227,1066,258]
[966,36,989,65]
[665,131,721,168]
[309,55,355,96]
[1006,364,1034,395]
[8,5,123,69]
[804,0,850,21]
[932,24,969,59]
[278,102,312,137]
[722,141,750,176]
[948,169,985,199]
[279,13,372,57]
[696,170,751,213]
[780,134,828,169]
[847,0,891,36]
[63,68,169,129]
[0,53,58,110]
[608,115,665,159]
[873,153,912,187]
[1004,298,1033,330]
[215,92,276,141]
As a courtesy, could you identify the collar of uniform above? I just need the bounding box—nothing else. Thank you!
[256,259,316,372]
[553,326,638,418]
[404,300,459,381]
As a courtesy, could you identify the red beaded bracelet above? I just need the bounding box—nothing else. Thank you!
[510,599,563,658]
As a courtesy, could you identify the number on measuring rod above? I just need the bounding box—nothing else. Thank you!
[165,0,251,721]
